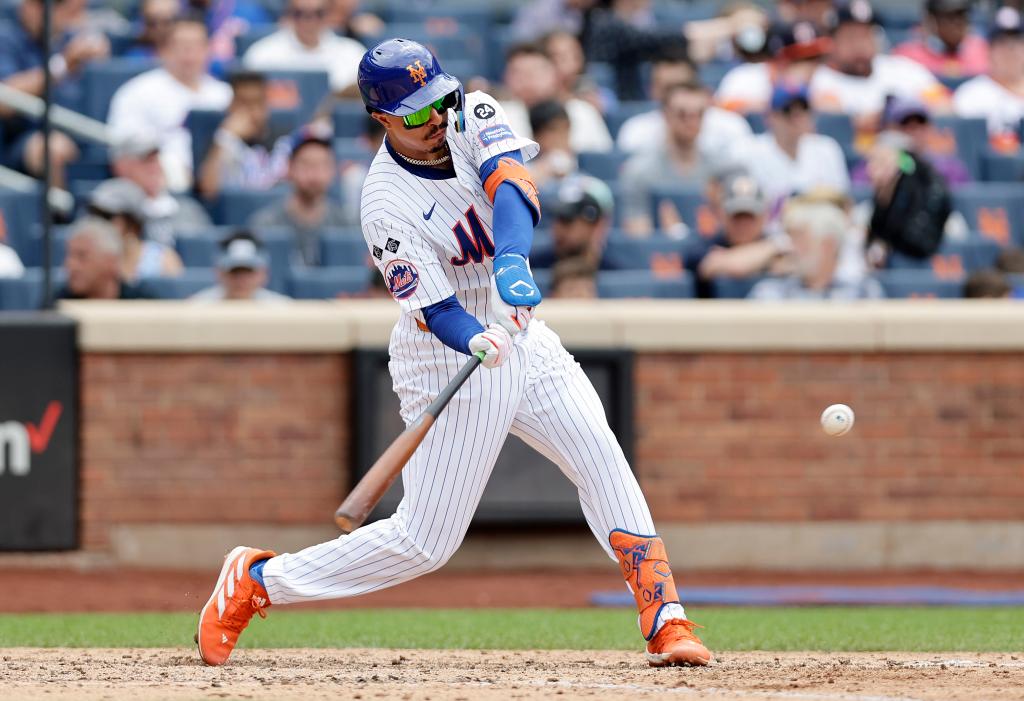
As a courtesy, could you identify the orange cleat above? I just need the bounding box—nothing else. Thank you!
[646,618,713,667]
[195,545,276,666]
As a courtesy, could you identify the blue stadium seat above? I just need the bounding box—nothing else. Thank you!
[601,236,687,272]
[145,269,218,299]
[952,183,1024,247]
[333,137,376,162]
[320,233,372,267]
[585,62,616,93]
[333,101,371,138]
[597,270,695,298]
[605,101,659,140]
[699,62,734,92]
[0,268,64,310]
[888,238,1002,275]
[649,186,718,239]
[65,159,111,185]
[380,3,495,36]
[0,188,41,260]
[21,225,71,268]
[815,112,854,149]
[82,58,159,120]
[745,112,766,134]
[383,23,487,74]
[288,266,372,298]
[981,150,1024,182]
[710,275,764,299]
[874,270,964,299]
[234,24,278,57]
[214,186,291,226]
[260,70,331,125]
[930,116,988,180]
[577,151,626,182]
[175,225,293,293]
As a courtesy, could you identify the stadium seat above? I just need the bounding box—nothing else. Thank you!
[710,275,764,300]
[745,113,766,134]
[21,225,71,268]
[333,101,372,138]
[176,225,293,293]
[577,151,626,182]
[260,70,331,124]
[698,62,734,92]
[814,113,854,150]
[952,183,1024,246]
[0,268,64,310]
[597,270,695,299]
[981,151,1024,182]
[604,101,659,140]
[930,116,988,180]
[383,23,487,74]
[288,266,372,298]
[649,186,718,239]
[320,233,372,267]
[233,24,278,57]
[888,238,1003,277]
[82,58,159,120]
[213,186,291,226]
[145,269,217,299]
[333,137,376,162]
[0,188,42,260]
[874,270,964,299]
[602,236,687,273]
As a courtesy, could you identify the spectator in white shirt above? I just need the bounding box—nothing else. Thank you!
[809,0,948,124]
[243,0,365,96]
[715,20,831,115]
[746,84,850,208]
[617,49,752,160]
[107,16,232,193]
[953,7,1024,153]
[500,43,614,154]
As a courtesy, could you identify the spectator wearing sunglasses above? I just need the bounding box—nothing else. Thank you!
[125,0,179,59]
[242,0,365,96]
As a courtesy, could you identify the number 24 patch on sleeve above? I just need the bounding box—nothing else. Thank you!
[478,124,515,147]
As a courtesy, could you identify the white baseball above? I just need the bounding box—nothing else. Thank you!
[820,404,855,437]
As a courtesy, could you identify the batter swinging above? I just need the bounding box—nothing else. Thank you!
[196,39,712,668]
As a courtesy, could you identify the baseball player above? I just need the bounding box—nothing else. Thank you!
[196,39,711,669]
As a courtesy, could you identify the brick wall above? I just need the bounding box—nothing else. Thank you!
[637,353,1024,523]
[79,354,349,550]
[77,350,1024,555]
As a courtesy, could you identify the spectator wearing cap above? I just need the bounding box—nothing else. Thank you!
[58,217,155,300]
[527,100,578,187]
[191,231,289,302]
[749,200,884,300]
[620,81,716,237]
[532,175,614,271]
[953,7,1024,152]
[0,0,109,189]
[746,84,850,208]
[87,178,184,282]
[501,43,614,154]
[617,49,753,159]
[716,19,831,115]
[810,0,948,122]
[197,71,293,200]
[249,128,347,266]
[864,132,952,266]
[853,96,971,187]
[108,16,232,192]
[109,130,212,246]
[683,174,789,298]
[894,0,989,81]
[243,0,365,96]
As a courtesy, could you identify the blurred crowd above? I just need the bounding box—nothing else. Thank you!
[1,0,1023,304]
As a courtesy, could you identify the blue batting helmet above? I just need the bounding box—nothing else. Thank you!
[358,38,462,116]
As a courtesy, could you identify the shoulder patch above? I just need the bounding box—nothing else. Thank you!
[473,102,497,120]
[385,238,401,253]
[372,245,383,260]
[478,124,515,147]
[384,259,419,300]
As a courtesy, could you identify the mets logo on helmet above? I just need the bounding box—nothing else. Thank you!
[406,60,428,87]
[384,259,419,299]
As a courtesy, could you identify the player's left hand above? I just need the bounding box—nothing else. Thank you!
[491,253,541,335]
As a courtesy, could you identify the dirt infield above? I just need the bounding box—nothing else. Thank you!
[2,648,1022,701]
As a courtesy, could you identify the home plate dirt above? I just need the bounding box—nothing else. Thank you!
[2,649,1022,701]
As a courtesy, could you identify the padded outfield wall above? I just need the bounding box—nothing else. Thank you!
[3,300,1023,571]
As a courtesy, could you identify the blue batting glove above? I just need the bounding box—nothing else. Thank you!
[493,253,542,307]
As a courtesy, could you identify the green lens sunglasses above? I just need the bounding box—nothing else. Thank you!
[403,91,460,128]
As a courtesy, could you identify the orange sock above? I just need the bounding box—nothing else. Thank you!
[609,529,681,640]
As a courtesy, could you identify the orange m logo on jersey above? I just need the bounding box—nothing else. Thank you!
[407,60,428,87]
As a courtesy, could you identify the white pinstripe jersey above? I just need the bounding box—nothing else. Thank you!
[360,91,539,327]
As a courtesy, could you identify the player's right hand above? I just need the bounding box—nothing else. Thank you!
[468,323,513,369]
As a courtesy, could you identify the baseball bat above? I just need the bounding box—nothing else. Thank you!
[334,351,486,533]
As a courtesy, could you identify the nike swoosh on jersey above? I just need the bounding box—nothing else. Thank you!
[423,203,437,220]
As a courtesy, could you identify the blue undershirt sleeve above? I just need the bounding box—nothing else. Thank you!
[421,295,485,355]
[479,151,539,259]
